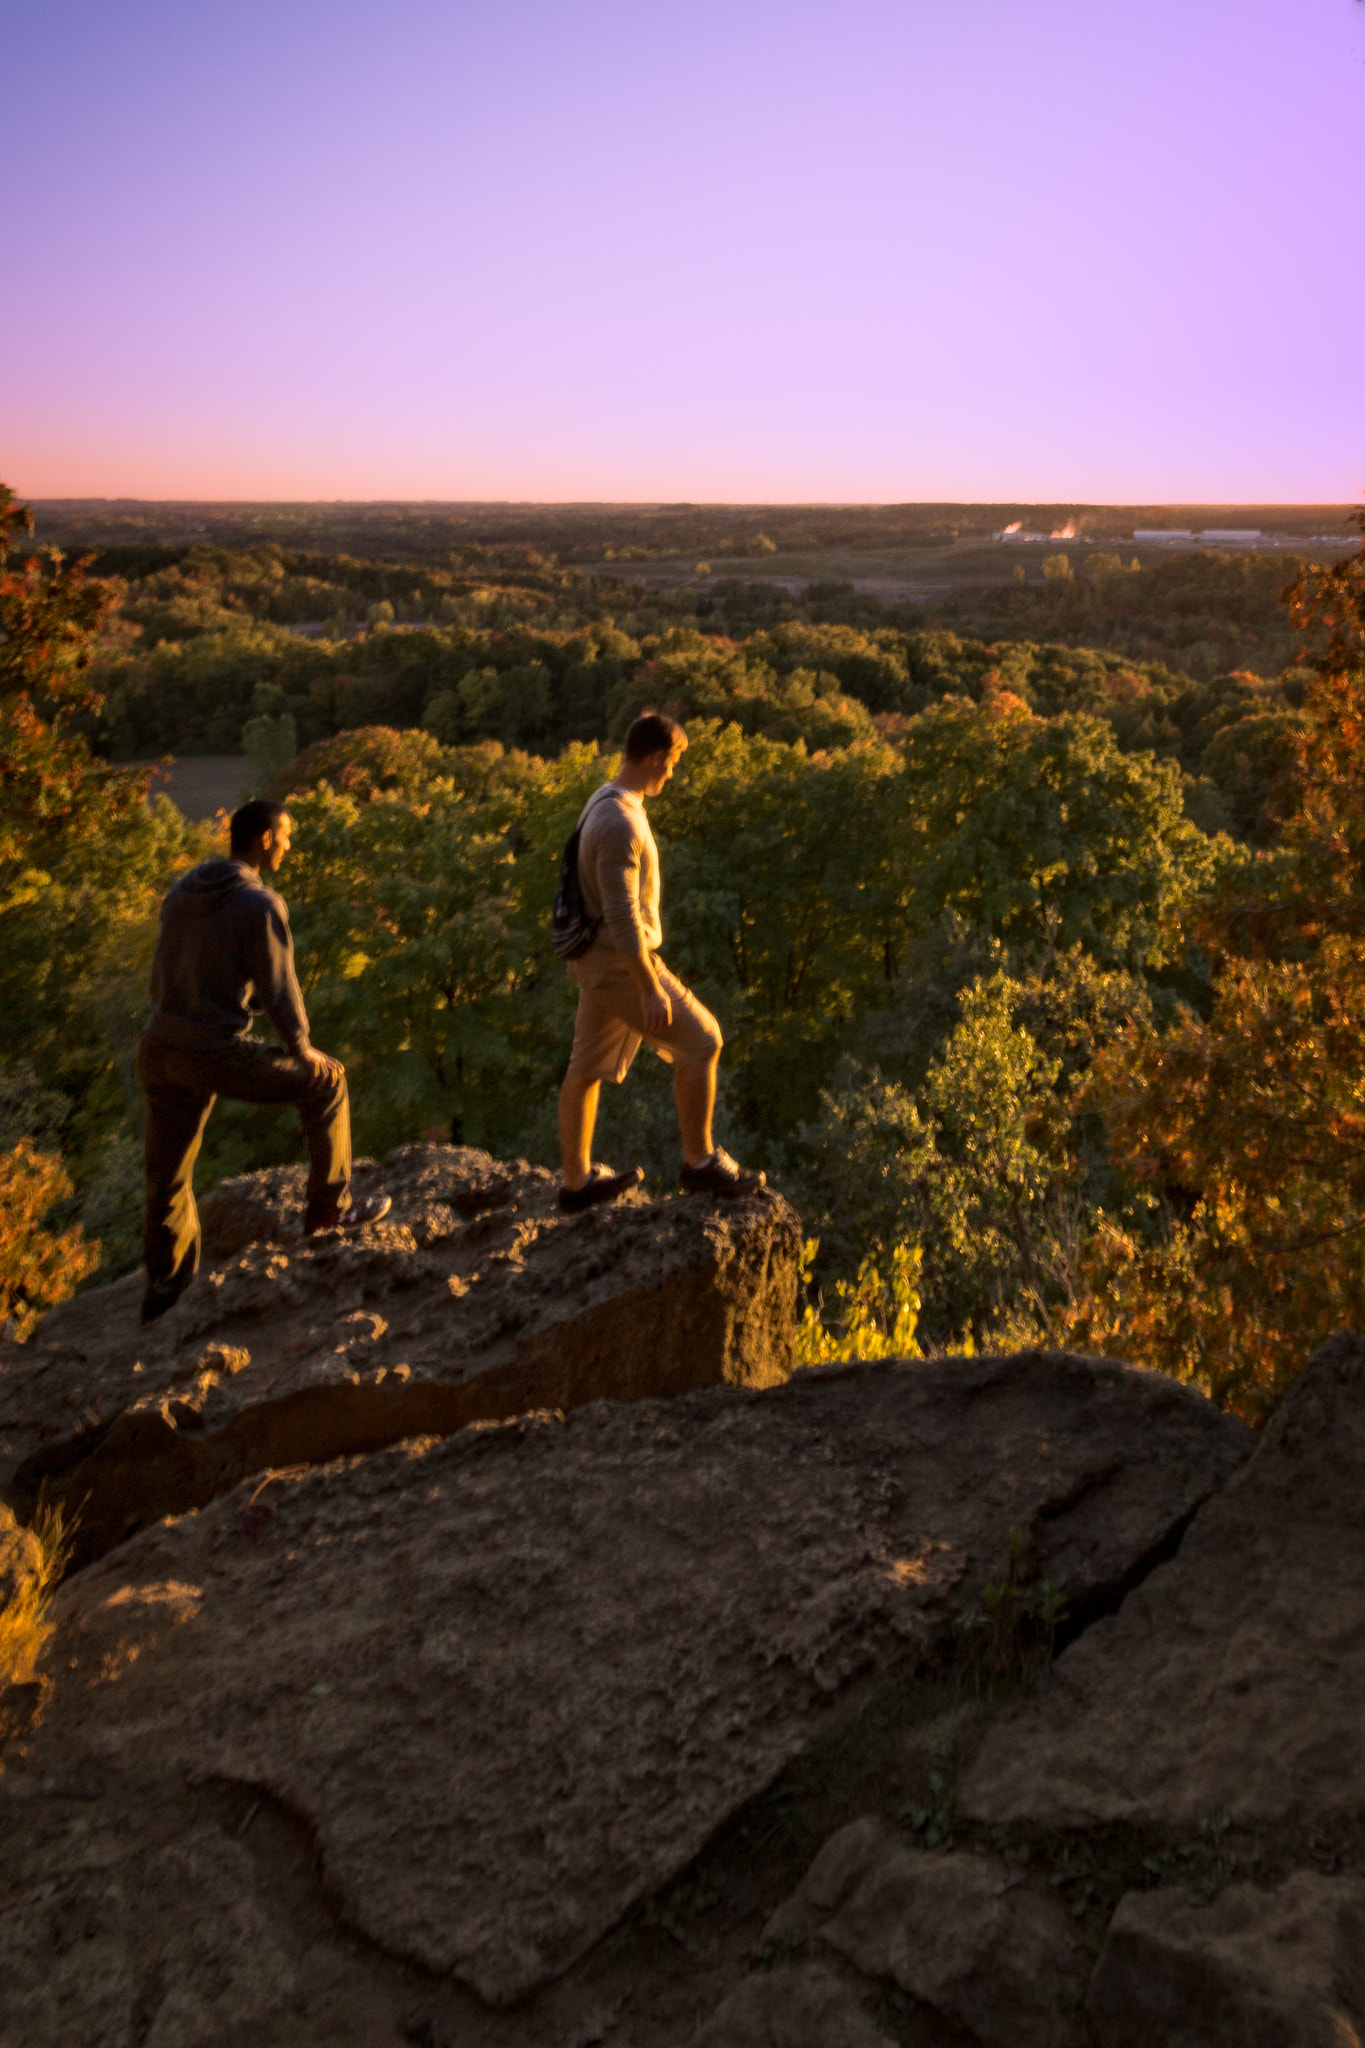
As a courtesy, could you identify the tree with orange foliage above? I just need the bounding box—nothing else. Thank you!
[0,484,149,881]
[0,1139,100,1336]
[1068,518,1365,1419]
[0,482,182,1310]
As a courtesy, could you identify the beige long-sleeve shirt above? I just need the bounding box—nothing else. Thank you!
[576,783,662,964]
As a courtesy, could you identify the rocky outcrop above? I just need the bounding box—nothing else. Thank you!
[0,1811,311,2048]
[754,1816,1086,2047]
[961,1332,1365,1833]
[1086,1873,1365,2047]
[3,1347,1248,2024]
[3,1145,799,1562]
[688,1963,889,2048]
[12,1134,1355,2048]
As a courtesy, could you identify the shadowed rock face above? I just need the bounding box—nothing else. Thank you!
[687,1963,890,2048]
[7,1349,1249,2013]
[753,1816,1087,2048]
[2,1146,799,1564]
[1086,1873,1365,2048]
[961,1332,1365,1833]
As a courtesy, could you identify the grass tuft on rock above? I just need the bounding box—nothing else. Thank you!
[0,1503,72,1688]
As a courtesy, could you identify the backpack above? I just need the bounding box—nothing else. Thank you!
[551,789,613,960]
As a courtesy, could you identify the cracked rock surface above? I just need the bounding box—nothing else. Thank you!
[1,1348,1248,2032]
[1,1145,799,1563]
[687,1962,890,2047]
[751,1815,1087,2048]
[1086,1872,1365,2047]
[961,1332,1365,1833]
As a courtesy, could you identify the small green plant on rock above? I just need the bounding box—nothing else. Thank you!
[954,1527,1067,1692]
[1050,1840,1099,1920]
[897,1722,961,1848]
[1004,1810,1242,1931]
[639,1873,724,1951]
[1139,1811,1237,1907]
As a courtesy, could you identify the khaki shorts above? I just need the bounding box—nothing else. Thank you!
[565,950,722,1085]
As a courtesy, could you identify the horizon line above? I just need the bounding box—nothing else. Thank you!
[22,495,1360,512]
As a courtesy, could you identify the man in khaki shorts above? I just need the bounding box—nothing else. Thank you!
[558,711,765,1212]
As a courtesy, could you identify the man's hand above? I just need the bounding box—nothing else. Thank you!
[301,1046,345,1085]
[626,955,671,1036]
[640,984,672,1036]
[627,962,672,1037]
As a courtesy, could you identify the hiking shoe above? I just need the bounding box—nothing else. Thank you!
[680,1148,766,1198]
[557,1164,644,1213]
[306,1193,392,1236]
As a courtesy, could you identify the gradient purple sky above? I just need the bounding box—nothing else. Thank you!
[5,0,1363,502]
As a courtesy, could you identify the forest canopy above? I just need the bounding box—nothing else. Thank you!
[73,532,1325,847]
[3,483,1362,1421]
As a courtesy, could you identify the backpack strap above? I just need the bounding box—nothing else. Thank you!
[577,781,623,831]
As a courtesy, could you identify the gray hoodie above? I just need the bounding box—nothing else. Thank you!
[146,859,312,1056]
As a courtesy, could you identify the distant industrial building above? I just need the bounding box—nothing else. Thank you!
[994,522,1089,544]
[995,524,1353,553]
[1131,527,1264,547]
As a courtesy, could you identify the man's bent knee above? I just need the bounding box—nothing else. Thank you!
[302,1063,347,1113]
[676,1030,722,1069]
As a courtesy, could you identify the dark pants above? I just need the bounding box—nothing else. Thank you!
[138,1032,351,1299]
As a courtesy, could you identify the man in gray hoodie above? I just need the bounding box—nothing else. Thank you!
[137,798,389,1324]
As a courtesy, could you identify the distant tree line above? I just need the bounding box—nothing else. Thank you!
[30,497,1353,565]
[81,542,1317,847]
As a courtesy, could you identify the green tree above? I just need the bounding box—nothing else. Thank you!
[240,712,298,796]
[793,952,1150,1349]
[267,724,457,802]
[893,697,1223,968]
[422,690,463,746]
[273,743,602,1154]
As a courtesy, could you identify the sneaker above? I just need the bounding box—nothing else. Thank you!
[680,1148,766,1198]
[557,1164,644,1214]
[306,1193,392,1236]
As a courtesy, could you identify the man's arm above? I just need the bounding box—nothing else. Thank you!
[249,897,342,1076]
[595,813,671,1031]
[624,956,671,1034]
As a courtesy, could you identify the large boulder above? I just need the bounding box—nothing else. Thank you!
[3,1146,799,1562]
[962,1332,1365,1832]
[1086,1873,1365,2047]
[687,1963,890,2048]
[0,1815,309,2048]
[752,1815,1087,2047]
[2,1349,1249,2024]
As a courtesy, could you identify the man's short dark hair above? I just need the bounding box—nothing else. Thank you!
[230,799,289,856]
[623,711,687,762]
